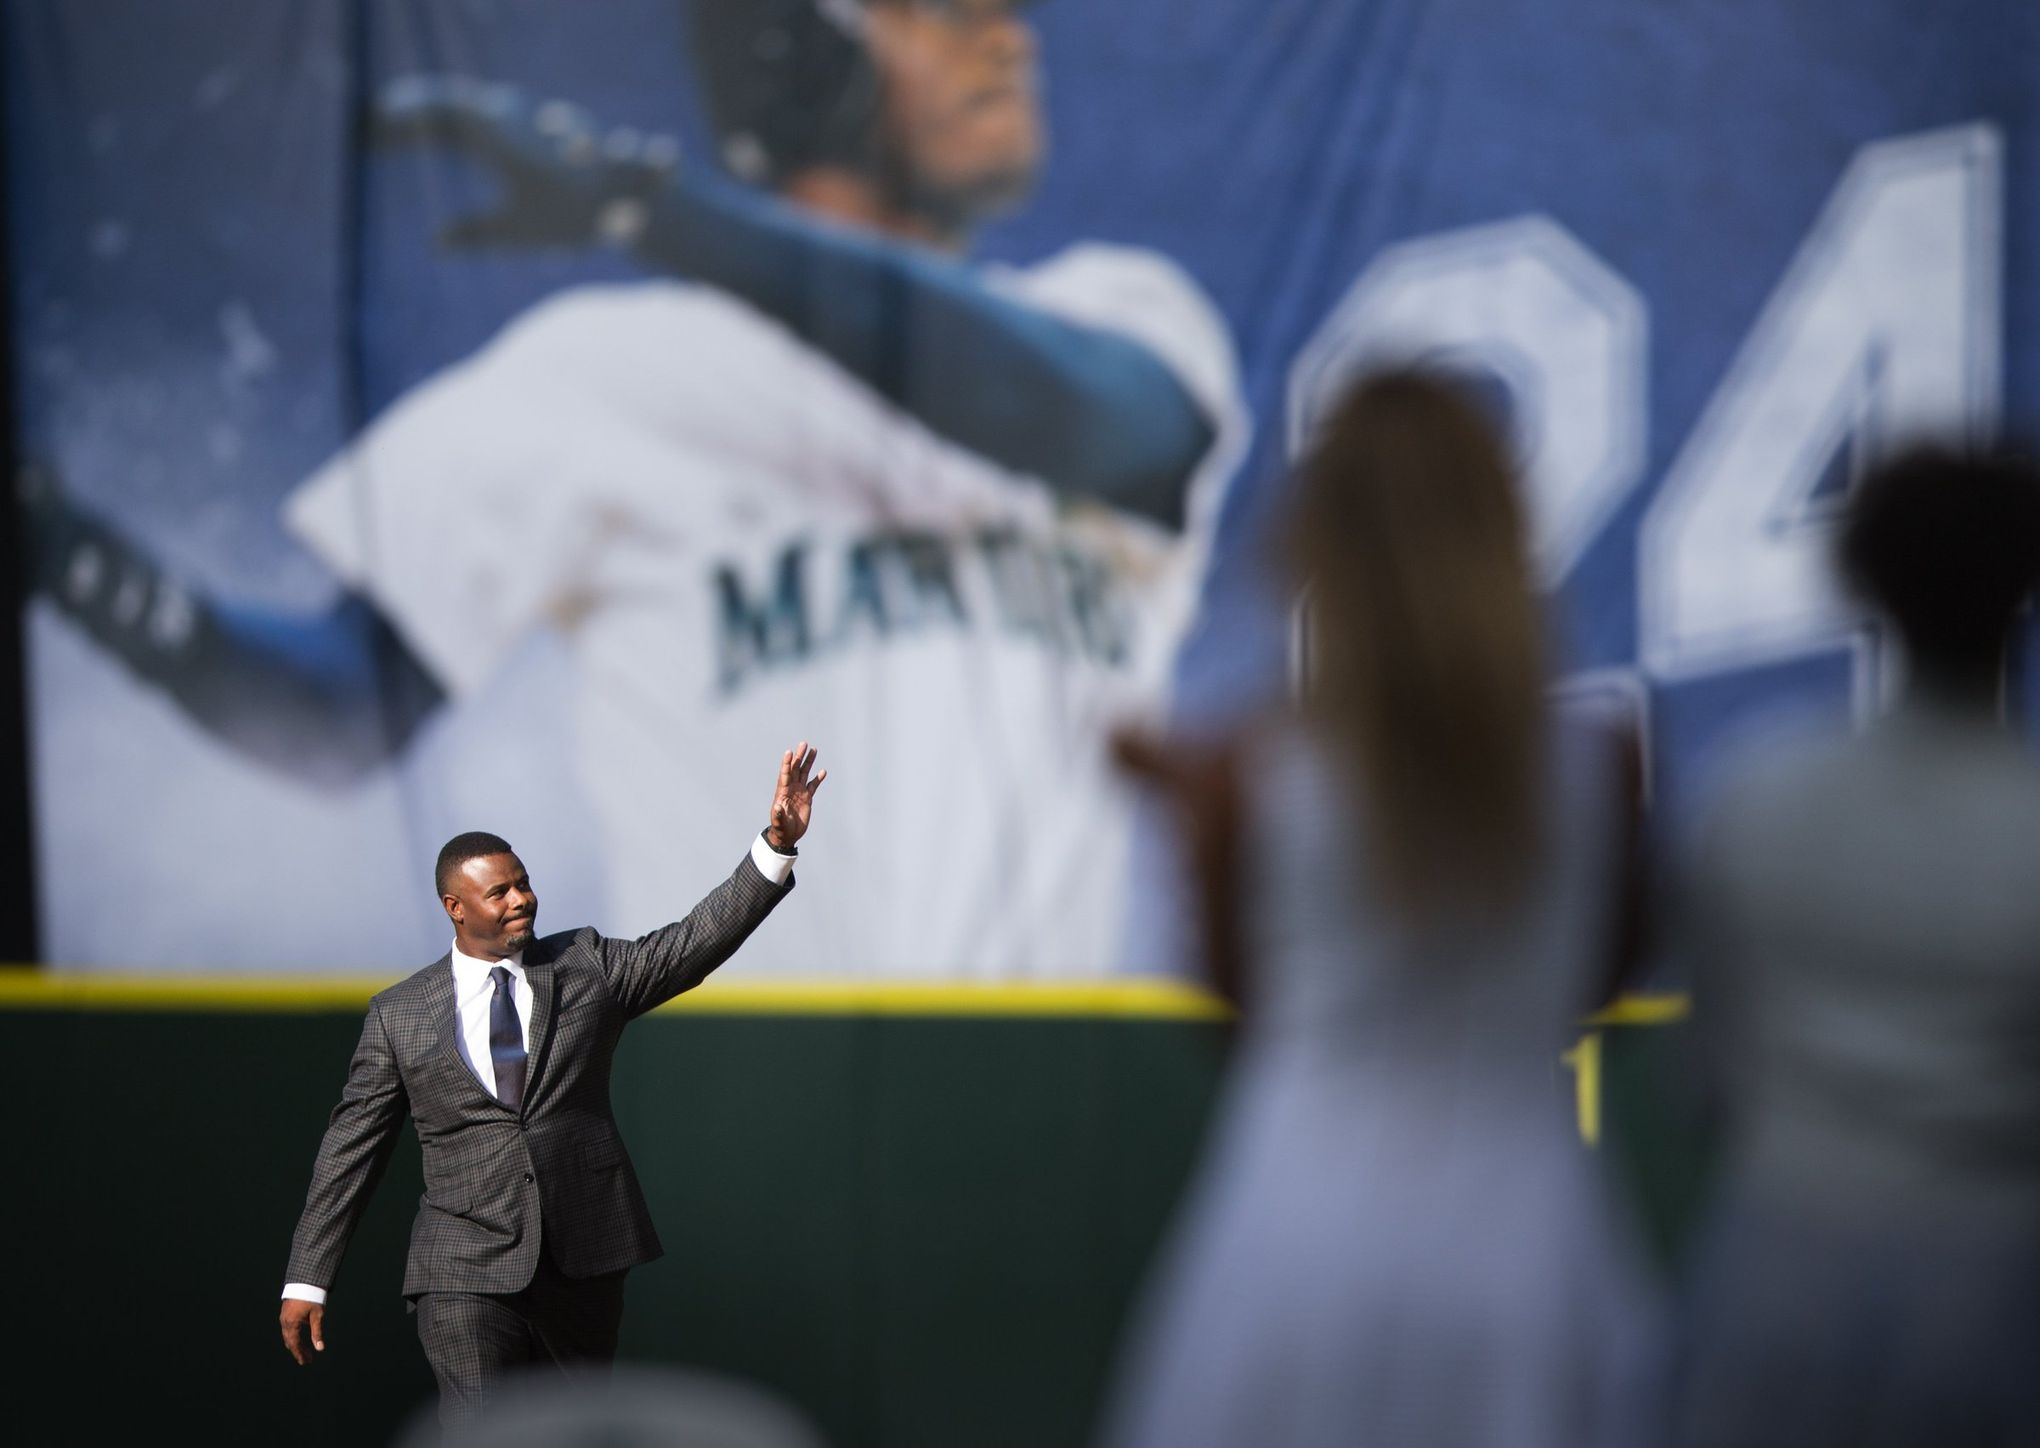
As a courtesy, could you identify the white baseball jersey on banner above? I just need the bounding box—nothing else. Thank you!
[284,243,1244,976]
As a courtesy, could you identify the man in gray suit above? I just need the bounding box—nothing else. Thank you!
[277,742,826,1423]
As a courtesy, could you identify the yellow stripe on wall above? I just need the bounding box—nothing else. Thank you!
[0,968,1232,1020]
[648,978,1235,1020]
[0,967,1689,1028]
[1585,993,1690,1027]
[0,970,398,1012]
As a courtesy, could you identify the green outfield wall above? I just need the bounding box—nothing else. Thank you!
[0,977,1699,1447]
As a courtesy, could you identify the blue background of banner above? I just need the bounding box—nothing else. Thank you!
[7,0,2037,969]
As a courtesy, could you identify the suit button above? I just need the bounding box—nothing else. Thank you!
[523,1171,534,1183]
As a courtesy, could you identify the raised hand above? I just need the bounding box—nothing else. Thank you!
[371,75,681,251]
[279,1297,326,1367]
[764,742,827,852]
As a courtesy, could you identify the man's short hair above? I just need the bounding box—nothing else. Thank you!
[436,831,516,899]
[1839,444,2040,669]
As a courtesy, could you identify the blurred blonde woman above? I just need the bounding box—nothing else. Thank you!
[1101,371,1661,1448]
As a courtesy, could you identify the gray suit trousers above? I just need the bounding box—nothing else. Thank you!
[415,1238,628,1428]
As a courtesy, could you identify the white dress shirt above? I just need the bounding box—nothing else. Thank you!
[448,944,530,1101]
[283,833,797,1307]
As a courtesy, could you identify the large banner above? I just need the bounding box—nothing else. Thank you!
[8,0,2035,973]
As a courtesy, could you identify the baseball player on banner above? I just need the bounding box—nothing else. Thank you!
[24,0,1245,975]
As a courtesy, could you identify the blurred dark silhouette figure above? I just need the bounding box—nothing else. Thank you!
[1671,445,2040,1448]
[390,1364,828,1448]
[1100,371,1661,1448]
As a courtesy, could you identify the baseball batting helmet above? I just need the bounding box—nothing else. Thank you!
[687,0,884,184]
[687,0,1039,185]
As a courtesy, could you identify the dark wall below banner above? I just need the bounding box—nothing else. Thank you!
[0,1007,1701,1447]
[1,1009,1228,1446]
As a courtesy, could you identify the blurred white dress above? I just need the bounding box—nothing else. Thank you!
[1101,719,1663,1448]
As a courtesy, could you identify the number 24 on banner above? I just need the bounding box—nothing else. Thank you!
[1288,124,2002,693]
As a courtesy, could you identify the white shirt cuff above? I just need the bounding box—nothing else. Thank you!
[282,1283,328,1305]
[750,832,796,886]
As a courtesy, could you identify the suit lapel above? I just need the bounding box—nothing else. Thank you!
[423,953,471,1082]
[426,952,513,1114]
[520,943,557,1110]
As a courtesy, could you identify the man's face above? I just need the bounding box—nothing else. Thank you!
[443,852,538,959]
[864,0,1042,219]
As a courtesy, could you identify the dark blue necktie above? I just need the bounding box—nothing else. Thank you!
[489,965,527,1111]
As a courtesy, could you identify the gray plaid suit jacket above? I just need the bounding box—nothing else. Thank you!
[284,850,791,1297]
